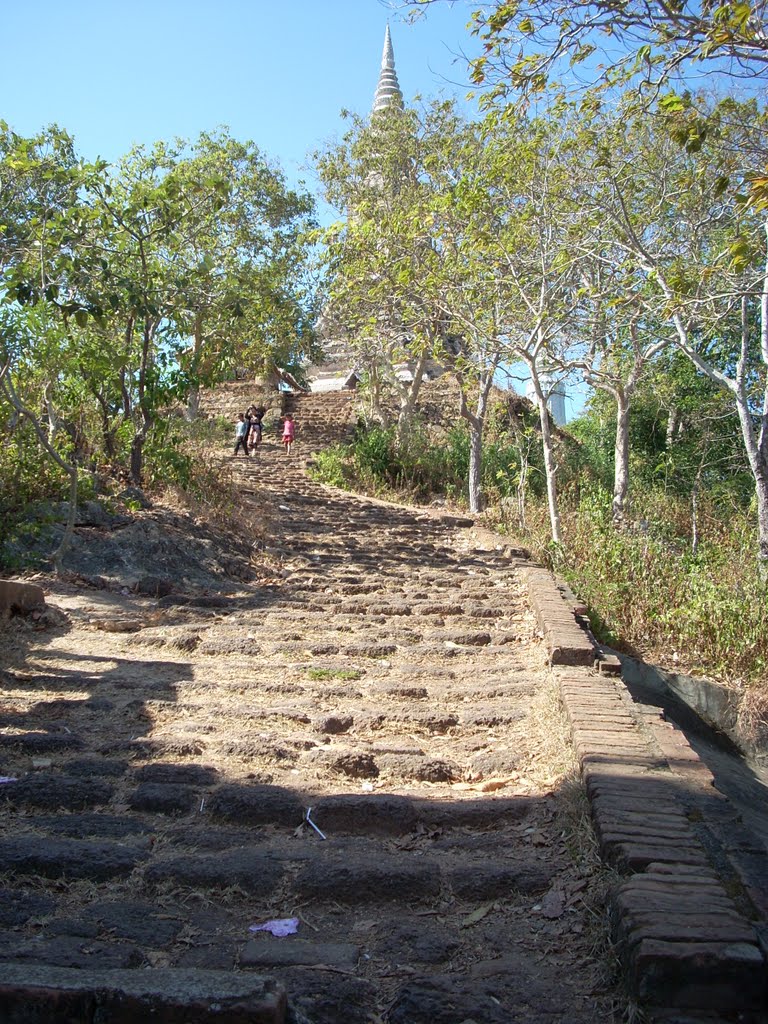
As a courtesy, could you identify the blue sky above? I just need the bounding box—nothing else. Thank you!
[1,0,480,189]
[1,0,585,417]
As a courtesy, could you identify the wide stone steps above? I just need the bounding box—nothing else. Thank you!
[0,446,591,1021]
[3,389,765,1021]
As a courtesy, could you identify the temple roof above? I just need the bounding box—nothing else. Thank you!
[372,25,404,113]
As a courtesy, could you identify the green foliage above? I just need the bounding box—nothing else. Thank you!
[310,446,349,490]
[570,352,753,504]
[310,416,552,506]
[0,411,70,568]
[310,423,467,501]
[1,123,317,494]
[522,485,768,684]
[450,0,768,106]
[144,421,195,490]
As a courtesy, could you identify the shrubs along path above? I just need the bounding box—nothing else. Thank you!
[0,397,618,1022]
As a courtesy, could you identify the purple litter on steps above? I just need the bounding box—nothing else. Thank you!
[248,917,300,937]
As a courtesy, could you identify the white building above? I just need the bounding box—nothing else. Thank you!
[525,371,567,426]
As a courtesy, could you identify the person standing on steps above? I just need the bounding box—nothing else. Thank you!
[249,408,264,451]
[244,401,257,446]
[281,413,295,455]
[233,413,250,457]
[244,405,256,451]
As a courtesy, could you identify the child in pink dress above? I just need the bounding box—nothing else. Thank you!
[282,414,295,455]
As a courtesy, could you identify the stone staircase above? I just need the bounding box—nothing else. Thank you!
[0,392,611,1023]
[281,390,357,451]
[0,390,766,1022]
[198,381,284,422]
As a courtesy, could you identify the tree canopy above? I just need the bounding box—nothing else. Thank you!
[0,123,317,490]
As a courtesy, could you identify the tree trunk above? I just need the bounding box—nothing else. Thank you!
[467,423,483,513]
[277,366,310,393]
[186,312,204,421]
[666,407,678,448]
[129,433,145,486]
[734,388,768,568]
[53,465,78,575]
[613,390,630,527]
[43,383,60,445]
[457,358,497,516]
[92,389,117,461]
[186,389,200,422]
[530,367,563,544]
[395,348,429,439]
[509,408,530,532]
[517,453,528,532]
[367,366,389,428]
[755,471,768,569]
[130,318,157,485]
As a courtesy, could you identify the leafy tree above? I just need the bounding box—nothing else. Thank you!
[565,95,768,563]
[406,0,768,102]
[1,125,317,497]
[316,102,461,437]
[559,257,672,524]
[468,110,587,540]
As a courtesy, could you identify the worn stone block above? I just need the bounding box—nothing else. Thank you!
[343,643,396,658]
[144,850,283,894]
[240,939,359,968]
[619,912,757,947]
[0,964,286,1023]
[0,837,145,881]
[32,813,149,840]
[312,794,416,835]
[416,796,532,828]
[128,783,197,815]
[448,863,554,898]
[82,900,183,946]
[609,841,710,872]
[0,890,56,928]
[134,764,219,786]
[0,775,113,811]
[629,938,765,1010]
[0,579,45,615]
[207,785,304,827]
[614,887,735,916]
[294,856,440,902]
[549,642,595,667]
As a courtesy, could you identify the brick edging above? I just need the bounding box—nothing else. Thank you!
[518,566,767,1014]
[519,566,595,667]
[559,668,767,1013]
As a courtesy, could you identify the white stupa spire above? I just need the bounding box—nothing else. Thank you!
[372,25,404,113]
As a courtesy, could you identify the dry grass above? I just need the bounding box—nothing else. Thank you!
[736,685,768,752]
[158,441,264,540]
[516,669,580,790]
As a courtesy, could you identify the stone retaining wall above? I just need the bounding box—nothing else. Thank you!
[620,652,768,761]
